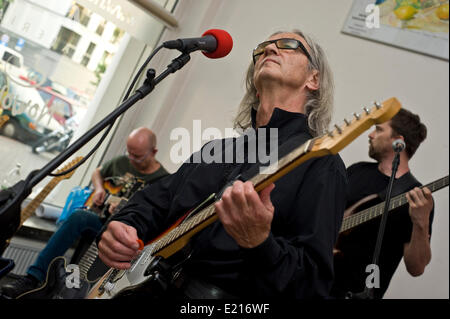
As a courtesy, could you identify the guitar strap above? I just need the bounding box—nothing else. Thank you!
[377,171,420,201]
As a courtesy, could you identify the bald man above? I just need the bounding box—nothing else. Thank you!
[1,127,169,299]
[91,127,164,209]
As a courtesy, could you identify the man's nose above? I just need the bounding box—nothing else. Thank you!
[263,42,279,56]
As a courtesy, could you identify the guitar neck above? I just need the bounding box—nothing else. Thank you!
[20,177,61,226]
[340,175,449,232]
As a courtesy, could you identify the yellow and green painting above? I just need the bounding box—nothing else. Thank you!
[378,0,448,33]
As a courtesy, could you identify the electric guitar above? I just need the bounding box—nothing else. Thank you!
[84,173,143,216]
[339,175,449,233]
[87,98,401,299]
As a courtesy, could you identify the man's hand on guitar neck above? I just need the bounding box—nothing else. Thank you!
[406,187,433,228]
[98,221,141,269]
[214,181,275,249]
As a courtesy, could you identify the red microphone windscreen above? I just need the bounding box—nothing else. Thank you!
[201,29,233,59]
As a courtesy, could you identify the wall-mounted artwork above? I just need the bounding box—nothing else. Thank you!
[342,0,449,60]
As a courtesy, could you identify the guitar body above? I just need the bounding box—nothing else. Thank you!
[335,195,383,254]
[88,245,169,299]
[85,256,110,283]
[83,181,123,214]
[88,236,193,299]
[18,257,90,299]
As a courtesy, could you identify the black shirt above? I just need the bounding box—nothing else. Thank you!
[332,162,434,299]
[104,108,348,298]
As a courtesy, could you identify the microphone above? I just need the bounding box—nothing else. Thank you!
[392,139,406,152]
[163,29,233,59]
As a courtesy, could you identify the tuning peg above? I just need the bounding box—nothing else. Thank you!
[363,107,370,115]
[334,124,342,134]
[327,130,334,137]
[353,112,360,120]
[373,101,381,109]
[344,118,351,126]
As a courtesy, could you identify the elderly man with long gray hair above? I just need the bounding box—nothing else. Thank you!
[97,29,347,299]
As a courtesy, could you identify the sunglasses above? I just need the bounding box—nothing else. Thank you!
[252,38,313,64]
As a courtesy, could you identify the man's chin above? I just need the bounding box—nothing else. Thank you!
[368,151,380,162]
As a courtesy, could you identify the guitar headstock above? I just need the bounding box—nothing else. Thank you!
[0,114,10,128]
[309,97,401,155]
[53,156,84,180]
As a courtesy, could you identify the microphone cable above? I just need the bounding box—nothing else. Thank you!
[49,44,164,177]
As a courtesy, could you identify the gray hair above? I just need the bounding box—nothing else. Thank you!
[233,29,334,137]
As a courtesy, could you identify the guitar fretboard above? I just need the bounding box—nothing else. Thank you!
[20,178,61,226]
[340,175,449,232]
[19,156,82,227]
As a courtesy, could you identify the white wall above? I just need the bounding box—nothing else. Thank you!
[123,0,448,298]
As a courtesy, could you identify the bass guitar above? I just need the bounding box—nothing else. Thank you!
[87,98,401,299]
[339,175,448,233]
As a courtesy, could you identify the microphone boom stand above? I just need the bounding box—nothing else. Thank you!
[347,151,401,299]
[0,52,191,255]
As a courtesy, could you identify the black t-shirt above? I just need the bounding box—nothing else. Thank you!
[332,162,434,299]
[100,155,169,185]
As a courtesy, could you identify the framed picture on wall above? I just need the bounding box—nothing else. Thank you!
[342,0,449,60]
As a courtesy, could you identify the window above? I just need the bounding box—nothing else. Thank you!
[80,42,96,67]
[95,20,106,36]
[52,27,81,58]
[0,0,179,207]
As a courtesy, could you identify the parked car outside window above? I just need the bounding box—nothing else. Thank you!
[0,70,62,144]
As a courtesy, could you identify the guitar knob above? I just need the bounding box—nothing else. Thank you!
[103,281,115,293]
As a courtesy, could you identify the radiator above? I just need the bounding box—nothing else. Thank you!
[2,241,43,276]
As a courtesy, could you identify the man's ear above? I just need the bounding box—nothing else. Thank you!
[306,70,320,91]
[391,133,404,142]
